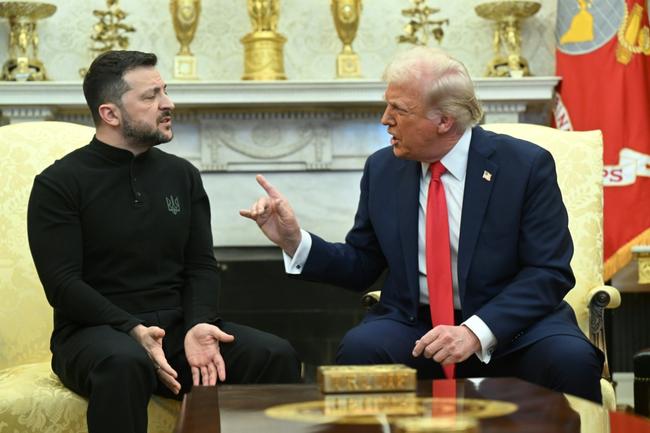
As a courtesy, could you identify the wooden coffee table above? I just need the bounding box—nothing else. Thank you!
[174,377,650,433]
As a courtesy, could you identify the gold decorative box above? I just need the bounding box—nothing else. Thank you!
[323,392,419,416]
[317,364,417,393]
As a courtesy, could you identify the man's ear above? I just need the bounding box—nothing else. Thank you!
[436,114,455,134]
[98,103,121,127]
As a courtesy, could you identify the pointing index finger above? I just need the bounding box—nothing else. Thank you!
[256,174,281,199]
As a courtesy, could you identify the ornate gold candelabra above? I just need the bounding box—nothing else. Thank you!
[397,0,448,46]
[89,0,135,54]
[331,0,362,78]
[79,0,135,77]
[475,0,541,77]
[241,0,287,80]
[170,0,201,80]
[0,1,56,81]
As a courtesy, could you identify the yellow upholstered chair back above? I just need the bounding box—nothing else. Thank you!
[0,121,180,432]
[481,123,614,333]
[0,121,94,370]
[482,123,620,410]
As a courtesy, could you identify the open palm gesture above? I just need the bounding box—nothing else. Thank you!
[184,323,234,385]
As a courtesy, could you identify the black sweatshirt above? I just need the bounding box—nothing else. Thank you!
[27,136,219,344]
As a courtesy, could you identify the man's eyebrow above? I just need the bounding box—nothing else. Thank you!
[145,84,167,94]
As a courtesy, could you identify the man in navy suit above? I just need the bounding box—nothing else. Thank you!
[241,47,603,403]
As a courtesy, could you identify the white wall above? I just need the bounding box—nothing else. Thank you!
[0,0,558,81]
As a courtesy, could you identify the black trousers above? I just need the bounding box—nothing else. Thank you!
[51,310,301,433]
[337,307,603,404]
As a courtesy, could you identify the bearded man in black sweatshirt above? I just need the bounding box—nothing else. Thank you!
[27,50,301,433]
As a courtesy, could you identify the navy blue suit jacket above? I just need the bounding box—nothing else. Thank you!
[302,126,590,359]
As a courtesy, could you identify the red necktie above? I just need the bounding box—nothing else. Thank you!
[425,161,455,379]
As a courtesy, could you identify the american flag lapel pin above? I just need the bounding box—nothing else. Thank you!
[482,170,492,181]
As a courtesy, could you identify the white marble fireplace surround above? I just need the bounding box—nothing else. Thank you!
[0,78,558,258]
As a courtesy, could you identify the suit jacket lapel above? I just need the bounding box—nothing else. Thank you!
[458,127,498,293]
[398,159,421,301]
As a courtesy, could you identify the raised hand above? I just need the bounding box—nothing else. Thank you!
[239,174,302,256]
[129,324,181,394]
[184,323,235,386]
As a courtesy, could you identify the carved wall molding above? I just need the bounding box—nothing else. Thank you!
[0,77,558,119]
[2,107,54,123]
[197,108,388,172]
[482,102,528,113]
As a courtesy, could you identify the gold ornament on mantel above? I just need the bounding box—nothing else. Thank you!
[331,0,363,78]
[632,246,650,285]
[170,0,201,80]
[397,0,449,46]
[241,0,287,81]
[475,1,541,78]
[79,0,135,77]
[0,1,56,81]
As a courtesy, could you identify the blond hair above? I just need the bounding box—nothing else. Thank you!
[383,47,483,133]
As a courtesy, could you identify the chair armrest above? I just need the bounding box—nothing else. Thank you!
[361,290,381,309]
[587,285,621,310]
[587,285,621,382]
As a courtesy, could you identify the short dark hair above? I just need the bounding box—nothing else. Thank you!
[83,50,158,125]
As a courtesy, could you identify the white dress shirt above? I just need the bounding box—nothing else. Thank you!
[284,128,496,363]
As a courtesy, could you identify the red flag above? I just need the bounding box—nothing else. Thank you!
[555,0,650,280]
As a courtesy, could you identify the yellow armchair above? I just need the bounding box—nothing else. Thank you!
[0,121,180,432]
[361,123,620,409]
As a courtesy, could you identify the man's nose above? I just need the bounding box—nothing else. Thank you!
[381,106,394,126]
[161,93,175,111]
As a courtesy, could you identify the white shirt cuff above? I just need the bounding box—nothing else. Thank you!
[283,229,312,274]
[462,315,497,363]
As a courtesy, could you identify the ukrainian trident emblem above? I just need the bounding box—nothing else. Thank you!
[165,195,181,215]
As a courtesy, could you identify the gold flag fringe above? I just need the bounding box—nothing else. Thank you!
[604,228,650,281]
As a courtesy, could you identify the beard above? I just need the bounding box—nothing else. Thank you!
[121,109,173,147]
